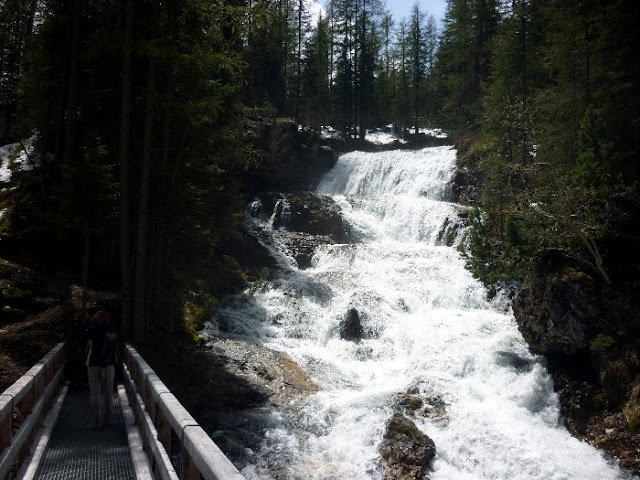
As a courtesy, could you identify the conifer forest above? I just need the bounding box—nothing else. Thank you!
[1,0,639,345]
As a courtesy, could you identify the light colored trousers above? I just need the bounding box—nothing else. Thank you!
[87,365,115,425]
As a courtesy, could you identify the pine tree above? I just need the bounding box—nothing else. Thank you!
[470,0,640,284]
[301,14,332,128]
[434,0,499,134]
[0,0,39,139]
[407,3,438,133]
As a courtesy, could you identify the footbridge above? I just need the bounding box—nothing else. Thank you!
[0,343,246,480]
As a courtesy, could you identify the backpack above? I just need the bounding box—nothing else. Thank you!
[96,330,118,366]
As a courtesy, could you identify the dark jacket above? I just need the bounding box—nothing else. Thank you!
[85,321,117,367]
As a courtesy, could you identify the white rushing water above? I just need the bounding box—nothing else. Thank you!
[209,146,632,480]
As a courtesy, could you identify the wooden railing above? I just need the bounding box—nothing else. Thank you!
[0,343,65,480]
[122,343,246,480]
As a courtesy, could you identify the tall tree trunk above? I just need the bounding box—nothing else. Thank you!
[150,222,170,333]
[119,0,134,340]
[353,1,359,138]
[64,0,81,164]
[82,230,90,316]
[358,0,367,141]
[132,57,156,343]
[297,0,303,119]
[520,0,528,163]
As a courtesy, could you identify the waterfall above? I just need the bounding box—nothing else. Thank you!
[208,146,632,480]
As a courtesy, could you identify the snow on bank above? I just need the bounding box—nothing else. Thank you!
[0,134,39,184]
[366,129,408,145]
[319,125,448,145]
[366,126,448,144]
[418,127,448,138]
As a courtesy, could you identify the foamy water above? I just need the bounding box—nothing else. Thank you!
[207,146,632,480]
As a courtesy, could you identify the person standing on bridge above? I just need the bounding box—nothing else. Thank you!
[85,309,117,429]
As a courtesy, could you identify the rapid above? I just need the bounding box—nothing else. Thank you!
[206,145,631,479]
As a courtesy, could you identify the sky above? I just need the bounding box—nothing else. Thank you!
[314,0,449,25]
[383,0,448,23]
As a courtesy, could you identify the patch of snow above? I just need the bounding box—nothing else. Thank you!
[416,127,448,138]
[365,129,407,145]
[320,126,340,140]
[317,124,448,143]
[0,134,48,184]
[0,143,20,183]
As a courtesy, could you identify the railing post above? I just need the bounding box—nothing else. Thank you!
[33,367,46,434]
[157,407,171,454]
[181,446,200,480]
[0,395,12,453]
[9,377,34,432]
[33,366,45,401]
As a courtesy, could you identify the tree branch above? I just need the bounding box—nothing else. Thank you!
[581,232,612,285]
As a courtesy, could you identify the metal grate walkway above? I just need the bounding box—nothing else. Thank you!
[34,386,135,480]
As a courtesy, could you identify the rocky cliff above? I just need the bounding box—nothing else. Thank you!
[244,119,337,194]
[512,251,640,473]
[448,132,640,474]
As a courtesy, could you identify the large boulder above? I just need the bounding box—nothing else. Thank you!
[512,252,640,357]
[379,413,436,480]
[249,191,350,269]
[339,308,364,341]
[512,263,602,356]
[257,191,348,243]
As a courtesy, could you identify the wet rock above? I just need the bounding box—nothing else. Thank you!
[339,308,364,342]
[140,333,321,472]
[379,413,436,480]
[272,230,334,270]
[258,191,348,243]
[203,337,320,409]
[250,191,350,269]
[395,384,449,427]
[494,351,534,372]
[434,216,463,247]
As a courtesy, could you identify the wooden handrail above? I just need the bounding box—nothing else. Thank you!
[122,343,245,480]
[0,343,65,480]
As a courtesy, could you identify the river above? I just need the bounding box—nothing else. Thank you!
[207,145,631,480]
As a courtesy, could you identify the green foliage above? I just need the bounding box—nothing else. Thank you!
[624,384,640,431]
[464,0,640,286]
[466,206,536,285]
[54,137,118,233]
[433,0,500,134]
[590,334,616,354]
[183,292,219,344]
[466,207,500,284]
